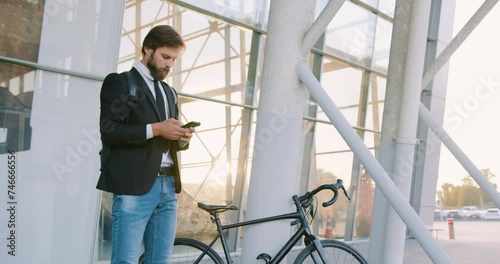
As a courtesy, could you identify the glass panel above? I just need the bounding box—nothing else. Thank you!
[180,102,241,201]
[364,73,386,131]
[316,58,363,126]
[177,19,255,106]
[25,1,122,264]
[0,63,35,154]
[176,102,252,247]
[323,1,377,66]
[372,17,392,73]
[29,71,102,263]
[177,0,270,30]
[113,0,260,252]
[0,1,43,63]
[0,1,41,154]
[312,129,378,239]
[357,0,379,9]
[355,166,375,238]
[118,2,257,106]
[313,125,356,239]
[378,0,396,17]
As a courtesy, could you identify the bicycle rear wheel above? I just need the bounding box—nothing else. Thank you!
[294,239,367,264]
[138,237,223,264]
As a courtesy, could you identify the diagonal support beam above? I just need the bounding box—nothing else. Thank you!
[418,103,500,208]
[298,63,453,264]
[302,0,346,54]
[422,0,499,89]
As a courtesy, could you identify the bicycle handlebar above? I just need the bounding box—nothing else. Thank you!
[297,179,351,208]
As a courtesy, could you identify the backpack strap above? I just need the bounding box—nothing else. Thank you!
[123,71,137,97]
[122,71,138,110]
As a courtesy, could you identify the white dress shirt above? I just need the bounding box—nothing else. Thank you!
[133,60,173,167]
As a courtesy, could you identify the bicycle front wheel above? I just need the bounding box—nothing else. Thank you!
[294,239,367,264]
[139,237,224,264]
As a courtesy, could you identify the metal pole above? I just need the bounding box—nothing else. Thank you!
[298,63,453,264]
[422,0,499,89]
[419,104,500,208]
[447,218,455,239]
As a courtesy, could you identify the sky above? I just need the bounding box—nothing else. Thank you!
[437,1,500,189]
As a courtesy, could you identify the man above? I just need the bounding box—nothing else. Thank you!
[96,25,194,264]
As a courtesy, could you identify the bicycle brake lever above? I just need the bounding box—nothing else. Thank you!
[341,186,351,200]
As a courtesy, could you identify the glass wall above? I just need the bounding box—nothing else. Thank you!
[172,0,270,30]
[98,1,265,259]
[0,0,391,261]
[0,1,123,264]
[0,1,42,154]
[0,0,461,263]
[94,0,395,260]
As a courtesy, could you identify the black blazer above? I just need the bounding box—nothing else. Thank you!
[96,68,186,195]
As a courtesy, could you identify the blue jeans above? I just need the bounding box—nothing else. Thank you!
[111,176,177,264]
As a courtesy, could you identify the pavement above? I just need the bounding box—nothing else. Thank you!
[402,238,499,264]
[351,220,500,264]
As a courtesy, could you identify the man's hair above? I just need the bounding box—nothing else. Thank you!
[141,25,185,56]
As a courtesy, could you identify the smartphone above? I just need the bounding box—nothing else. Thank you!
[182,121,201,128]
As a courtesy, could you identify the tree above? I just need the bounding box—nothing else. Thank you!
[441,168,497,208]
[441,183,459,208]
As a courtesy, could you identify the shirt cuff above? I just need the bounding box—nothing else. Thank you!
[146,124,153,139]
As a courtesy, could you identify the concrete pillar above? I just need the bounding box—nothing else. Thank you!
[240,0,315,262]
[369,0,432,263]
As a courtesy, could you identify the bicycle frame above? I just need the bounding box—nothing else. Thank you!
[200,195,328,264]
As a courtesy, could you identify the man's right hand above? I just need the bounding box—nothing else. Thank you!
[152,118,192,141]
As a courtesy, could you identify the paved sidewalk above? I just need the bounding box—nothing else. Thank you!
[351,220,500,263]
[403,238,499,264]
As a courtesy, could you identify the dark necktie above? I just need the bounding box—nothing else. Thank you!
[154,81,169,152]
[154,81,167,121]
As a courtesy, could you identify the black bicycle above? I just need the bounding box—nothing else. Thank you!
[139,179,367,263]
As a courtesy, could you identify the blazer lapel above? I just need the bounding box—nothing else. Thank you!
[130,68,163,121]
[161,82,176,119]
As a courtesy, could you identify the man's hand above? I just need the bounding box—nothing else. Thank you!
[152,118,195,142]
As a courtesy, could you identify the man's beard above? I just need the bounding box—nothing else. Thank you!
[147,54,169,81]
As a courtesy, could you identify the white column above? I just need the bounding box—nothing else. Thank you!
[369,0,432,263]
[240,0,315,262]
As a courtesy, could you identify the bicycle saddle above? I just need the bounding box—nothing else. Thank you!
[197,202,238,213]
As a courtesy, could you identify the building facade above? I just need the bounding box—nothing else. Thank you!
[0,0,453,263]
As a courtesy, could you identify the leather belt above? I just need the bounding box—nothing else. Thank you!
[158,166,173,176]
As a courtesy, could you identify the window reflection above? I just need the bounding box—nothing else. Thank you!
[324,1,377,66]
[0,1,43,62]
[312,150,355,238]
[378,0,396,17]
[372,18,393,72]
[0,0,42,153]
[176,0,270,29]
[0,67,33,153]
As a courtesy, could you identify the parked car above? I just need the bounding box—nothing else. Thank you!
[458,206,478,219]
[483,208,500,220]
[466,211,483,220]
[446,210,460,219]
